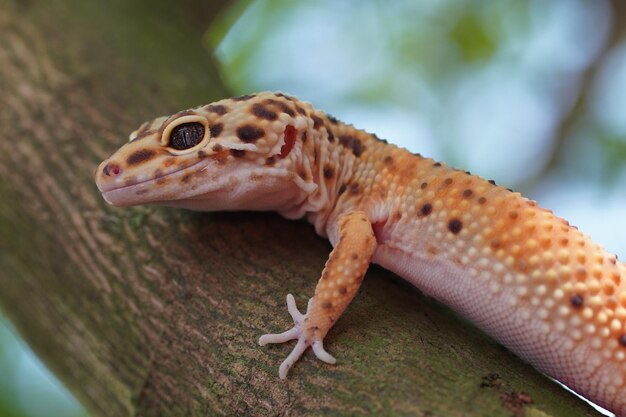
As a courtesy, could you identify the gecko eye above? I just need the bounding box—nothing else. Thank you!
[168,122,205,150]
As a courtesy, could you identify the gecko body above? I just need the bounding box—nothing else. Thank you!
[95,92,626,415]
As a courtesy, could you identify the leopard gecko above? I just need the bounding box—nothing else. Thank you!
[95,92,626,416]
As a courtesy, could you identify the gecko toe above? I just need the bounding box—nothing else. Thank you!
[259,327,300,345]
[312,341,336,364]
[278,338,308,379]
[286,293,304,322]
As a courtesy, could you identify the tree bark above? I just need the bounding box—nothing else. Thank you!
[0,1,605,416]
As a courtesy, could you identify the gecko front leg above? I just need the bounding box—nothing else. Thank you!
[259,211,377,379]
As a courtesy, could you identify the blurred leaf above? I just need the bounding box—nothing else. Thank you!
[598,126,626,180]
[449,12,497,62]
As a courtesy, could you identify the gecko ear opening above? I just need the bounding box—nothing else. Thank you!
[278,125,296,159]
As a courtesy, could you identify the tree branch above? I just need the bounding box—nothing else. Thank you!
[525,0,626,189]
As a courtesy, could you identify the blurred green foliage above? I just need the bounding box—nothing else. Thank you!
[449,12,497,62]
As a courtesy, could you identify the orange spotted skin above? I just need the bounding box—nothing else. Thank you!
[95,92,626,415]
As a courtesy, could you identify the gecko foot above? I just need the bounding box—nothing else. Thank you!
[259,293,336,379]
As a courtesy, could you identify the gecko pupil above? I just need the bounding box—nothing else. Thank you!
[169,122,205,150]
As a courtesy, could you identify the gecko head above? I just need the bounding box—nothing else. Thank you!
[95,92,317,212]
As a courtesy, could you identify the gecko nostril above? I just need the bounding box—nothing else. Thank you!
[103,162,121,177]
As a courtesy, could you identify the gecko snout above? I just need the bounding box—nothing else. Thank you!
[95,158,124,193]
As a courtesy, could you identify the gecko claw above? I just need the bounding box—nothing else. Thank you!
[259,293,335,379]
[258,327,299,345]
[286,293,305,322]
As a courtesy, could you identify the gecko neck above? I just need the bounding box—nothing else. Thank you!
[282,115,389,239]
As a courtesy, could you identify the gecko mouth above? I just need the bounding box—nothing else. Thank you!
[99,158,213,206]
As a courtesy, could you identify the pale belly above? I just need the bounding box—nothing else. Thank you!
[372,242,626,415]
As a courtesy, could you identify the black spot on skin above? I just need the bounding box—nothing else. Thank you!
[478,197,487,204]
[338,184,347,195]
[212,144,223,153]
[489,179,497,185]
[338,286,347,294]
[197,150,207,159]
[420,182,428,189]
[509,211,519,220]
[295,105,307,115]
[301,132,307,142]
[327,114,340,124]
[181,174,191,183]
[462,189,473,198]
[237,125,264,142]
[327,130,335,142]
[619,334,626,347]
[352,140,364,157]
[272,100,295,116]
[299,171,307,180]
[312,115,324,129]
[384,155,393,165]
[443,178,453,186]
[275,92,294,101]
[322,301,333,309]
[339,135,364,157]
[448,219,463,234]
[230,149,245,158]
[413,152,422,157]
[434,162,442,167]
[251,103,277,120]
[373,133,388,144]
[323,165,334,179]
[351,253,358,260]
[421,203,432,216]
[127,149,155,166]
[265,156,276,166]
[205,104,227,115]
[465,170,472,175]
[210,123,223,138]
[570,294,584,309]
[349,183,360,195]
[233,94,255,101]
